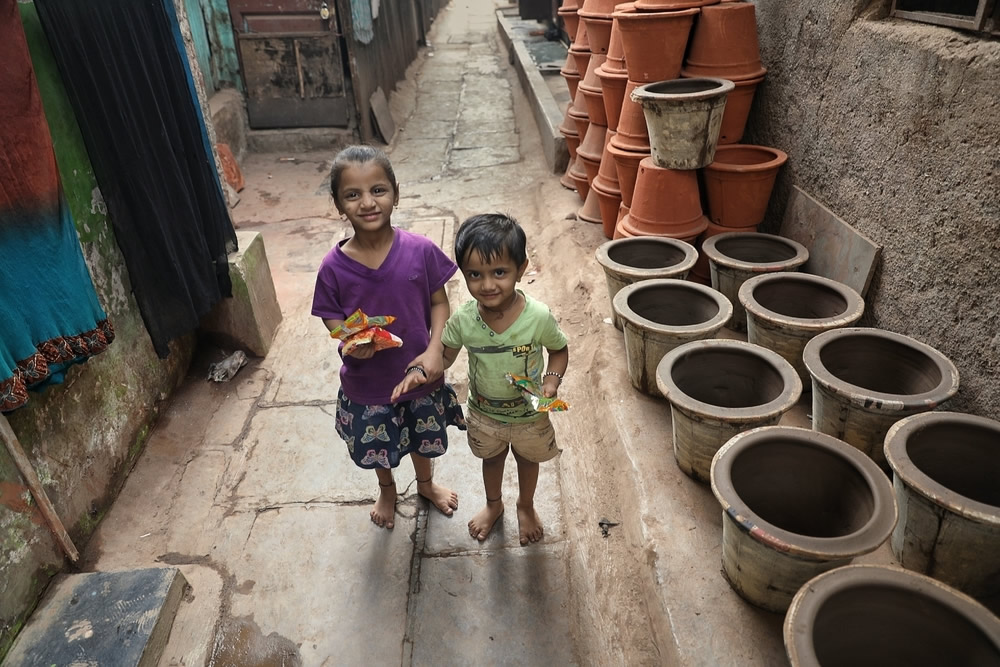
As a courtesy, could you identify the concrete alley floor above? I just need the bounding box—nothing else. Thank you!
[76,1,899,666]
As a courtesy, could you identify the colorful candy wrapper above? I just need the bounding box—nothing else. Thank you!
[329,309,403,355]
[506,373,569,412]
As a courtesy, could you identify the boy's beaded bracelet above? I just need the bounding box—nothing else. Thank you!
[406,366,427,378]
[542,371,563,384]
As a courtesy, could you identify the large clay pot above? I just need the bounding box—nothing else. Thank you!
[596,64,629,131]
[568,152,590,201]
[884,411,1000,597]
[701,232,809,332]
[635,0,718,9]
[578,184,604,225]
[606,141,647,207]
[592,130,621,194]
[784,565,1000,667]
[603,5,629,74]
[631,78,734,170]
[559,7,581,45]
[703,144,788,227]
[716,73,764,144]
[740,272,865,387]
[681,2,765,81]
[610,79,650,153]
[614,279,731,395]
[558,106,580,158]
[613,6,699,83]
[596,236,698,329]
[576,122,608,185]
[560,157,578,191]
[711,426,897,612]
[802,327,960,469]
[656,339,802,481]
[560,51,580,98]
[579,12,614,54]
[619,158,708,239]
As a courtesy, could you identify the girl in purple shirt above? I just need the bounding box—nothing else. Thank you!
[311,145,465,529]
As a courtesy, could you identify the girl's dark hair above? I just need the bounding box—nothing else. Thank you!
[455,214,527,268]
[329,144,398,206]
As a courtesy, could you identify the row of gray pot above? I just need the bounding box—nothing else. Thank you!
[594,233,1000,665]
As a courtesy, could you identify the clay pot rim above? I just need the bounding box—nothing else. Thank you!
[613,278,733,336]
[711,425,897,558]
[784,564,1000,667]
[578,9,615,20]
[656,339,802,420]
[596,237,698,280]
[590,176,622,198]
[606,142,649,161]
[802,327,961,409]
[557,6,578,14]
[701,232,809,271]
[884,411,1000,523]
[634,0,716,9]
[680,65,767,83]
[632,77,736,103]
[567,106,590,121]
[560,68,581,79]
[577,82,604,95]
[738,272,865,331]
[612,5,699,19]
[595,64,629,81]
[706,144,789,173]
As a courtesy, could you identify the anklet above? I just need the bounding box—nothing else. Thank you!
[416,476,432,484]
[486,495,502,503]
[378,481,395,487]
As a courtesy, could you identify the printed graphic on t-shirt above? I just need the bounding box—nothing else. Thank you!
[468,341,544,419]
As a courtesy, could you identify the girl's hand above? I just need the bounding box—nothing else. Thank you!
[345,342,376,359]
[541,376,560,398]
[407,350,444,384]
[391,367,427,402]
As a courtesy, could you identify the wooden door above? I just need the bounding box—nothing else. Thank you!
[228,0,349,128]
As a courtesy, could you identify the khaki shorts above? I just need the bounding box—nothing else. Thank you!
[465,408,561,463]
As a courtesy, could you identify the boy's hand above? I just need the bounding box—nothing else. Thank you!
[406,350,444,384]
[541,376,560,398]
[344,342,376,359]
[391,368,427,402]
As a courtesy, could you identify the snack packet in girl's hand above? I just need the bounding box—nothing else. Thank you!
[329,309,403,355]
[506,373,570,412]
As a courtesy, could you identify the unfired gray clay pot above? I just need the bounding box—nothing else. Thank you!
[656,339,801,481]
[784,565,1000,667]
[802,327,960,470]
[884,411,1000,597]
[740,272,865,387]
[711,426,896,612]
[596,237,698,330]
[613,278,731,395]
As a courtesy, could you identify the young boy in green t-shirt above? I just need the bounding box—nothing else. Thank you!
[391,213,569,545]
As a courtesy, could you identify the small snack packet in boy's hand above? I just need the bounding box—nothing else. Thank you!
[329,309,403,355]
[506,373,569,412]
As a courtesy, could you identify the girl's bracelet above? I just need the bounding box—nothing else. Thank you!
[543,371,563,384]
[406,366,427,378]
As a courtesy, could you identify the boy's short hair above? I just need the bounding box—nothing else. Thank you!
[455,214,528,268]
[329,144,398,207]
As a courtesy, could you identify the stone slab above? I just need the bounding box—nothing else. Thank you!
[200,231,283,357]
[779,186,882,297]
[496,8,568,174]
[409,544,578,666]
[6,568,187,667]
[370,86,396,145]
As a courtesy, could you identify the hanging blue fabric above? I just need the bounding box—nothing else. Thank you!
[351,0,374,44]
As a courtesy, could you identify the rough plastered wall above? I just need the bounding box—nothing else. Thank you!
[748,0,1000,419]
[0,5,194,657]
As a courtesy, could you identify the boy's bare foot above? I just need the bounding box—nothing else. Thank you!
[468,498,504,541]
[416,478,459,516]
[371,483,397,529]
[517,502,543,545]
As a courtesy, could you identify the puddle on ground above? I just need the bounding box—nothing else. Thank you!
[209,616,302,667]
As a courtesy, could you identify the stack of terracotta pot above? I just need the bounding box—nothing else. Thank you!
[558,0,584,193]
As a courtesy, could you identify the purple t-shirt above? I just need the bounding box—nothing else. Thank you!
[311,228,457,405]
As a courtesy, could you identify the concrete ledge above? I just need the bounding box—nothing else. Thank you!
[496,8,569,174]
[200,231,283,357]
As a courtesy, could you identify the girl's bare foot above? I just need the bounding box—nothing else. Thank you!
[371,483,397,529]
[416,478,459,516]
[468,498,504,541]
[516,502,543,545]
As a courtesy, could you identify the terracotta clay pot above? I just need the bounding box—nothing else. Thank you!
[560,52,581,99]
[635,0,718,8]
[561,0,581,12]
[568,154,590,201]
[603,6,630,74]
[560,157,578,191]
[702,232,809,332]
[802,328,960,469]
[560,124,580,160]
[579,55,609,127]
[711,426,897,612]
[885,412,1000,597]
[596,236,699,328]
[580,0,620,15]
[703,144,788,227]
[631,77,734,170]
[716,73,764,144]
[681,2,765,81]
[575,123,608,185]
[577,185,603,224]
[784,565,1000,667]
[740,272,865,387]
[596,64,629,131]
[579,12,614,54]
[592,130,621,194]
[606,141,648,207]
[568,102,590,142]
[622,158,708,239]
[615,279,732,395]
[559,7,581,44]
[610,79,650,152]
[656,339,802,481]
[613,6,699,83]
[591,179,623,239]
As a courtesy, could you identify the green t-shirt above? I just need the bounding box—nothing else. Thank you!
[442,291,568,423]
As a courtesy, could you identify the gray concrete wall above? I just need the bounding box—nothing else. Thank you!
[749,0,1000,419]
